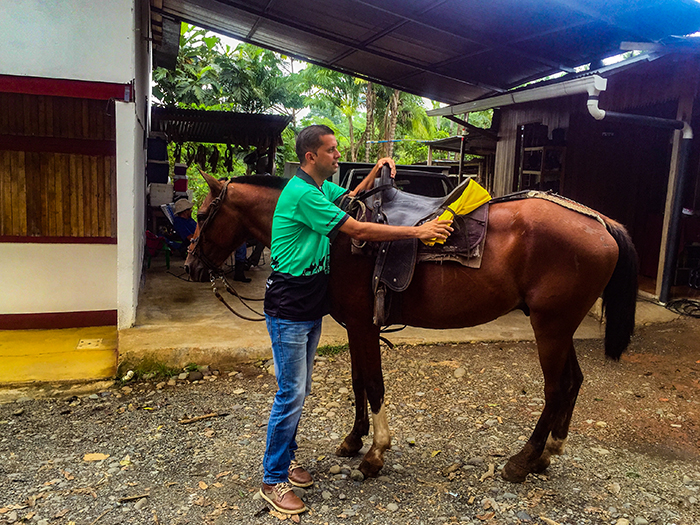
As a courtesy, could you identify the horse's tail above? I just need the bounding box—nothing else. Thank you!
[602,219,639,360]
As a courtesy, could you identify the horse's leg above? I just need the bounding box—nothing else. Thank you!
[502,322,578,482]
[335,391,367,456]
[335,324,378,459]
[338,323,390,478]
[361,402,391,478]
[336,367,368,457]
[530,343,583,473]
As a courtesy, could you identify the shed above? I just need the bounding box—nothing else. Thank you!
[428,52,700,302]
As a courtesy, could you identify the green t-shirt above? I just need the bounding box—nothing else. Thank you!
[269,170,348,276]
[264,169,349,321]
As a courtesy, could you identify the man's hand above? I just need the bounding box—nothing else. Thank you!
[375,157,396,178]
[416,218,453,242]
[350,157,397,196]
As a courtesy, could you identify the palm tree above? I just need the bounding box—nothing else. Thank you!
[300,66,367,161]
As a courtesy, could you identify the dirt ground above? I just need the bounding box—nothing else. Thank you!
[1,317,699,525]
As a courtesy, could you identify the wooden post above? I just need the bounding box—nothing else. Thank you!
[427,146,433,166]
[267,144,276,175]
[655,95,694,299]
[458,134,465,184]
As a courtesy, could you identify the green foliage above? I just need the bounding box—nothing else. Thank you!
[152,26,223,106]
[468,109,493,130]
[116,356,181,382]
[317,343,349,356]
[152,23,493,176]
[153,24,305,115]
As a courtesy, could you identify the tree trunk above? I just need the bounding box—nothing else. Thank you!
[386,89,400,158]
[348,115,356,162]
[363,82,375,162]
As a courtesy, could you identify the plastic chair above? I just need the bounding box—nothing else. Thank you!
[145,230,170,269]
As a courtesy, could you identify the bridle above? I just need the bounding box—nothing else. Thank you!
[187,179,265,322]
[187,179,231,271]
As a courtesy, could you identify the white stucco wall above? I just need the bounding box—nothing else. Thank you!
[0,244,117,314]
[2,0,135,83]
[115,0,149,330]
[116,100,146,329]
[2,0,151,328]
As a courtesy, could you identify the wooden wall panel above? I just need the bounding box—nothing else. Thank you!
[0,93,115,240]
[1,152,11,234]
[493,97,580,196]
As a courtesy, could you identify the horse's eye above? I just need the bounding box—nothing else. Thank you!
[197,213,207,223]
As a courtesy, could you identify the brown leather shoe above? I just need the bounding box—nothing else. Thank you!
[259,482,306,514]
[288,459,314,487]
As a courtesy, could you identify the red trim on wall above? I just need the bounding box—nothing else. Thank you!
[0,236,117,244]
[0,135,116,156]
[0,75,131,101]
[0,310,118,330]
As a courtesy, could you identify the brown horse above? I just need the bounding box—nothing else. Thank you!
[184,172,638,483]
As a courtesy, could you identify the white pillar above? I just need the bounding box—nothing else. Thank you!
[115,100,146,329]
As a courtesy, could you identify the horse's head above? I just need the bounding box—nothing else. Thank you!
[184,171,250,282]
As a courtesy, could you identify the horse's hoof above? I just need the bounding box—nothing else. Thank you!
[359,458,383,478]
[335,437,362,457]
[501,459,529,483]
[531,455,551,474]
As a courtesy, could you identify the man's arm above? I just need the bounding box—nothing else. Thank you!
[349,157,396,197]
[339,216,453,242]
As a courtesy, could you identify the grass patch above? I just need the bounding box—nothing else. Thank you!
[317,343,349,357]
[117,356,181,382]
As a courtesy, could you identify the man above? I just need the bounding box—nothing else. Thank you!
[260,125,453,515]
[172,199,197,241]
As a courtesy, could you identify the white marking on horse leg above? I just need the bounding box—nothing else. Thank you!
[371,404,391,452]
[545,434,567,456]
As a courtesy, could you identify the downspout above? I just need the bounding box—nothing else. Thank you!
[587,88,693,304]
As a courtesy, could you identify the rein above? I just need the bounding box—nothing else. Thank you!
[189,179,265,322]
[210,273,265,322]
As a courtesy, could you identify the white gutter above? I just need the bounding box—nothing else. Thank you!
[426,75,609,117]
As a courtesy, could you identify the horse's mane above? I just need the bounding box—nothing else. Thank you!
[230,175,288,190]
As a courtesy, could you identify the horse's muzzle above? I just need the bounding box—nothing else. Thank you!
[183,256,208,282]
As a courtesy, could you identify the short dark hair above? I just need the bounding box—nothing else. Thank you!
[295,125,335,164]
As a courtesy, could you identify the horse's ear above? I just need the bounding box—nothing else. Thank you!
[198,167,222,194]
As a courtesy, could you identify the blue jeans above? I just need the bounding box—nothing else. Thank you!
[263,314,322,484]
[235,243,247,262]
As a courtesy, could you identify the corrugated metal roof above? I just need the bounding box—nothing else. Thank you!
[152,0,700,104]
[151,107,292,148]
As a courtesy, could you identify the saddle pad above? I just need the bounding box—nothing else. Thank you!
[419,203,489,260]
[418,231,486,269]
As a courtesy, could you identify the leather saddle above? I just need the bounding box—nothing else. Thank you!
[347,166,488,326]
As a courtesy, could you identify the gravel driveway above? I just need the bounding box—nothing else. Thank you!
[1,317,698,525]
